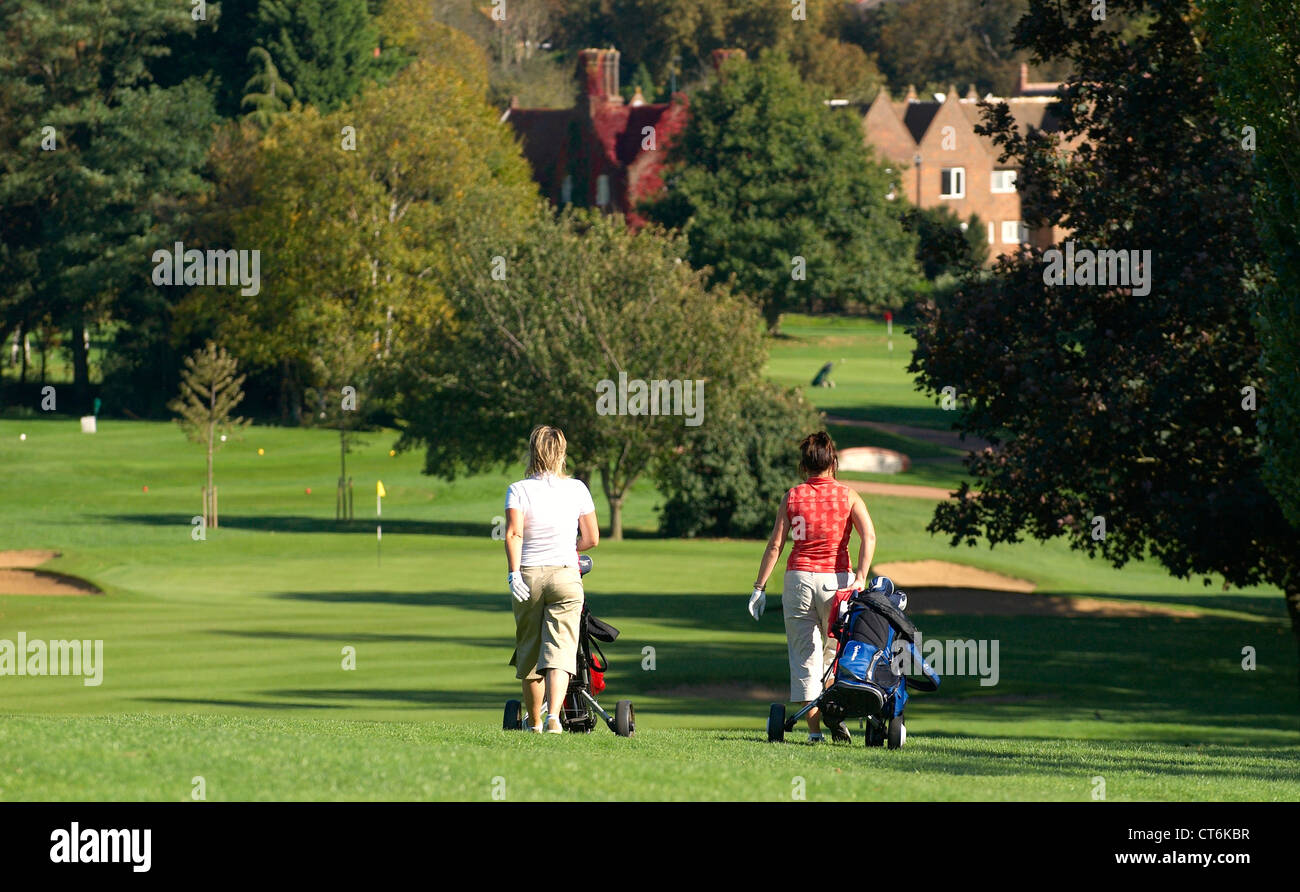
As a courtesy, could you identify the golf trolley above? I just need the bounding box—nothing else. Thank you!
[503,554,635,737]
[767,580,940,749]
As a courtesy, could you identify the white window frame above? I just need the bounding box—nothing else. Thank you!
[940,167,965,199]
[1001,220,1025,244]
[595,174,611,207]
[990,169,1018,193]
[987,221,996,245]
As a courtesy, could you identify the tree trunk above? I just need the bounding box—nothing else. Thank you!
[17,322,28,386]
[765,304,782,336]
[1287,587,1300,693]
[278,358,289,423]
[69,319,90,412]
[607,494,624,541]
[206,418,215,527]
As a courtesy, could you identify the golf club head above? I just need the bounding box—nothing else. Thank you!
[867,575,895,599]
[892,590,908,611]
[578,554,593,576]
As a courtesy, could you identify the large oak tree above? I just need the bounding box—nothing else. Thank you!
[909,0,1300,670]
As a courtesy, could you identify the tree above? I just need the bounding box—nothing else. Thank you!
[169,341,249,528]
[207,58,537,423]
[903,206,987,280]
[241,47,296,127]
[848,0,1074,96]
[255,0,386,111]
[557,0,881,102]
[374,0,489,93]
[304,323,376,521]
[1200,0,1300,530]
[0,1,216,412]
[644,53,921,332]
[152,0,264,119]
[908,0,1300,670]
[390,208,768,539]
[657,380,821,538]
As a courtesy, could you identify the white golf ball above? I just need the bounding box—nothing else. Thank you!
[220,434,227,442]
[19,433,26,441]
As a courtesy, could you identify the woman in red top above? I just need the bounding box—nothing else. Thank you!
[748,431,876,742]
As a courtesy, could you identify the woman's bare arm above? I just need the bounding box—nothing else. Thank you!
[505,508,525,572]
[576,511,599,552]
[754,492,792,589]
[849,492,876,589]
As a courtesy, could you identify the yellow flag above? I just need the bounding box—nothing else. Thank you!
[376,480,386,498]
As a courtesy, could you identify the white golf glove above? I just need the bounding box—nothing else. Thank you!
[509,571,531,603]
[747,586,766,621]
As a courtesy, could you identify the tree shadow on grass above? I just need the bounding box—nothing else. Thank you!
[233,586,1300,736]
[1059,591,1288,619]
[136,696,350,711]
[94,513,491,537]
[894,731,1300,783]
[207,628,516,647]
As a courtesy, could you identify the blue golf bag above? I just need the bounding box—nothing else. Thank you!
[819,586,941,747]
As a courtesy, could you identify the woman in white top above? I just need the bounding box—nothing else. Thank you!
[504,425,600,733]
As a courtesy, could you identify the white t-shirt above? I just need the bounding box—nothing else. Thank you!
[505,474,596,568]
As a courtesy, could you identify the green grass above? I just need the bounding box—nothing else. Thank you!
[3,715,1295,801]
[767,314,975,489]
[1,315,1296,801]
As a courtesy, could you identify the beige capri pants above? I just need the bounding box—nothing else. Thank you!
[510,565,584,681]
[783,569,852,702]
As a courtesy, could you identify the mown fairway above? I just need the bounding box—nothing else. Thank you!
[1,316,1296,800]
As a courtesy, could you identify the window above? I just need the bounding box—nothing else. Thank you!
[1001,221,1027,244]
[990,169,1018,193]
[560,175,573,204]
[987,221,996,245]
[940,167,965,199]
[596,174,611,207]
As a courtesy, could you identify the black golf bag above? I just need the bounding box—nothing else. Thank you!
[560,607,619,732]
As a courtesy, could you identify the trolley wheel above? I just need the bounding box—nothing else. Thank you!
[767,703,786,743]
[614,700,636,737]
[888,717,906,749]
[503,699,523,731]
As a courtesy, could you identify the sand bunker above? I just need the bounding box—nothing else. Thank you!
[0,549,61,568]
[875,560,1037,593]
[845,480,958,500]
[874,560,1198,618]
[0,551,101,596]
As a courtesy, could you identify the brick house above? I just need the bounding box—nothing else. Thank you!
[860,64,1068,257]
[503,48,688,228]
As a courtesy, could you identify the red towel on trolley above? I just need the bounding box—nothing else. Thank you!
[826,588,857,638]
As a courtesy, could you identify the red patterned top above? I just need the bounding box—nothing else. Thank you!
[785,476,854,573]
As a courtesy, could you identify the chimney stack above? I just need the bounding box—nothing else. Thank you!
[578,48,620,102]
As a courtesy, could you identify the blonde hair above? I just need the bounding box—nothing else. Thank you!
[527,424,568,477]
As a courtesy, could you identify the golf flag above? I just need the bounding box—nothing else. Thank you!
[376,480,386,498]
